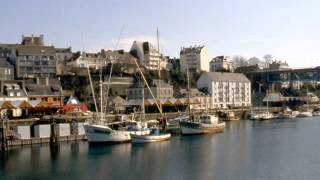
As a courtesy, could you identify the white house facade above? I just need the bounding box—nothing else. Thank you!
[197,72,251,109]
[180,46,210,72]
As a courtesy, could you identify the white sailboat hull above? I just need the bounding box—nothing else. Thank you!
[179,121,225,135]
[298,111,313,117]
[131,133,171,143]
[84,124,131,143]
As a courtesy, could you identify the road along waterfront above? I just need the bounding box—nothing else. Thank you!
[1,117,320,180]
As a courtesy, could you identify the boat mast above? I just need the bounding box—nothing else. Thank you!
[132,58,164,117]
[142,80,145,120]
[81,35,99,122]
[105,25,125,114]
[266,90,269,113]
[157,27,162,114]
[100,58,103,121]
[186,64,192,118]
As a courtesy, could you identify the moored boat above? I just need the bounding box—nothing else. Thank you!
[248,112,261,120]
[179,115,225,135]
[260,112,275,120]
[131,128,171,143]
[298,110,313,117]
[84,124,131,143]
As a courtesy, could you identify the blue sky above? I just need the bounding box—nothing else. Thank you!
[1,0,320,68]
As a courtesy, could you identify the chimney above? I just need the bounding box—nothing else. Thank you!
[45,77,49,86]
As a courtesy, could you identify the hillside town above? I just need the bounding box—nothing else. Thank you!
[1,34,320,147]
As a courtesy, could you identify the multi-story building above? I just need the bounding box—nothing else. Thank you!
[197,72,251,109]
[67,49,139,73]
[180,46,210,72]
[67,51,104,69]
[15,35,57,78]
[24,78,62,108]
[179,88,212,110]
[130,41,167,70]
[127,79,173,100]
[0,58,14,80]
[209,56,234,72]
[55,47,73,75]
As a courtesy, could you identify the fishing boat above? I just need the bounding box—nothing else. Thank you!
[130,28,171,143]
[298,110,313,117]
[297,88,313,118]
[179,115,225,135]
[166,116,181,134]
[259,91,275,120]
[84,31,150,143]
[278,107,296,119]
[84,124,131,143]
[248,112,261,120]
[259,111,275,120]
[131,128,171,143]
[178,64,225,135]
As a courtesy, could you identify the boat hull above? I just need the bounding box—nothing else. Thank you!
[131,133,171,143]
[179,121,225,135]
[298,112,313,117]
[84,124,131,144]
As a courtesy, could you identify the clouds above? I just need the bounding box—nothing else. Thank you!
[84,35,167,53]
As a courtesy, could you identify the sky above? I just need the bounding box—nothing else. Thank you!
[1,0,320,68]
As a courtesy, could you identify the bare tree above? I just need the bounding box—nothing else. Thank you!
[263,54,273,69]
[248,57,265,68]
[232,56,248,68]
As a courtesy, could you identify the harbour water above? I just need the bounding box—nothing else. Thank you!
[2,117,320,180]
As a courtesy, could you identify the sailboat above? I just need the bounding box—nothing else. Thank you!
[131,28,171,143]
[298,88,313,117]
[259,91,274,120]
[83,55,132,143]
[84,43,149,144]
[178,65,225,135]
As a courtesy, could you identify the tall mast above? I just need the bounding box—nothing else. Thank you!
[187,64,191,117]
[81,35,99,121]
[100,58,103,120]
[142,80,145,120]
[157,27,162,114]
[105,25,125,114]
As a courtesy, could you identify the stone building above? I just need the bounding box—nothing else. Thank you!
[55,47,73,75]
[15,35,57,78]
[209,56,234,72]
[197,72,251,108]
[180,46,210,72]
[0,58,14,80]
[127,79,173,100]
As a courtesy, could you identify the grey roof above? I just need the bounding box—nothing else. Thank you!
[180,46,205,54]
[201,72,250,82]
[16,45,56,56]
[55,47,72,53]
[25,85,60,96]
[0,58,14,67]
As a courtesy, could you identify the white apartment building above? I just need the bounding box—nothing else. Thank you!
[209,56,234,72]
[130,41,167,70]
[197,72,251,109]
[180,46,210,72]
[67,52,105,69]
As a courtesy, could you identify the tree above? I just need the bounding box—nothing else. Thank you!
[247,57,265,68]
[263,54,273,69]
[232,56,248,68]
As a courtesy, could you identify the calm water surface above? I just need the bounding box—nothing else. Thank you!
[1,118,320,180]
